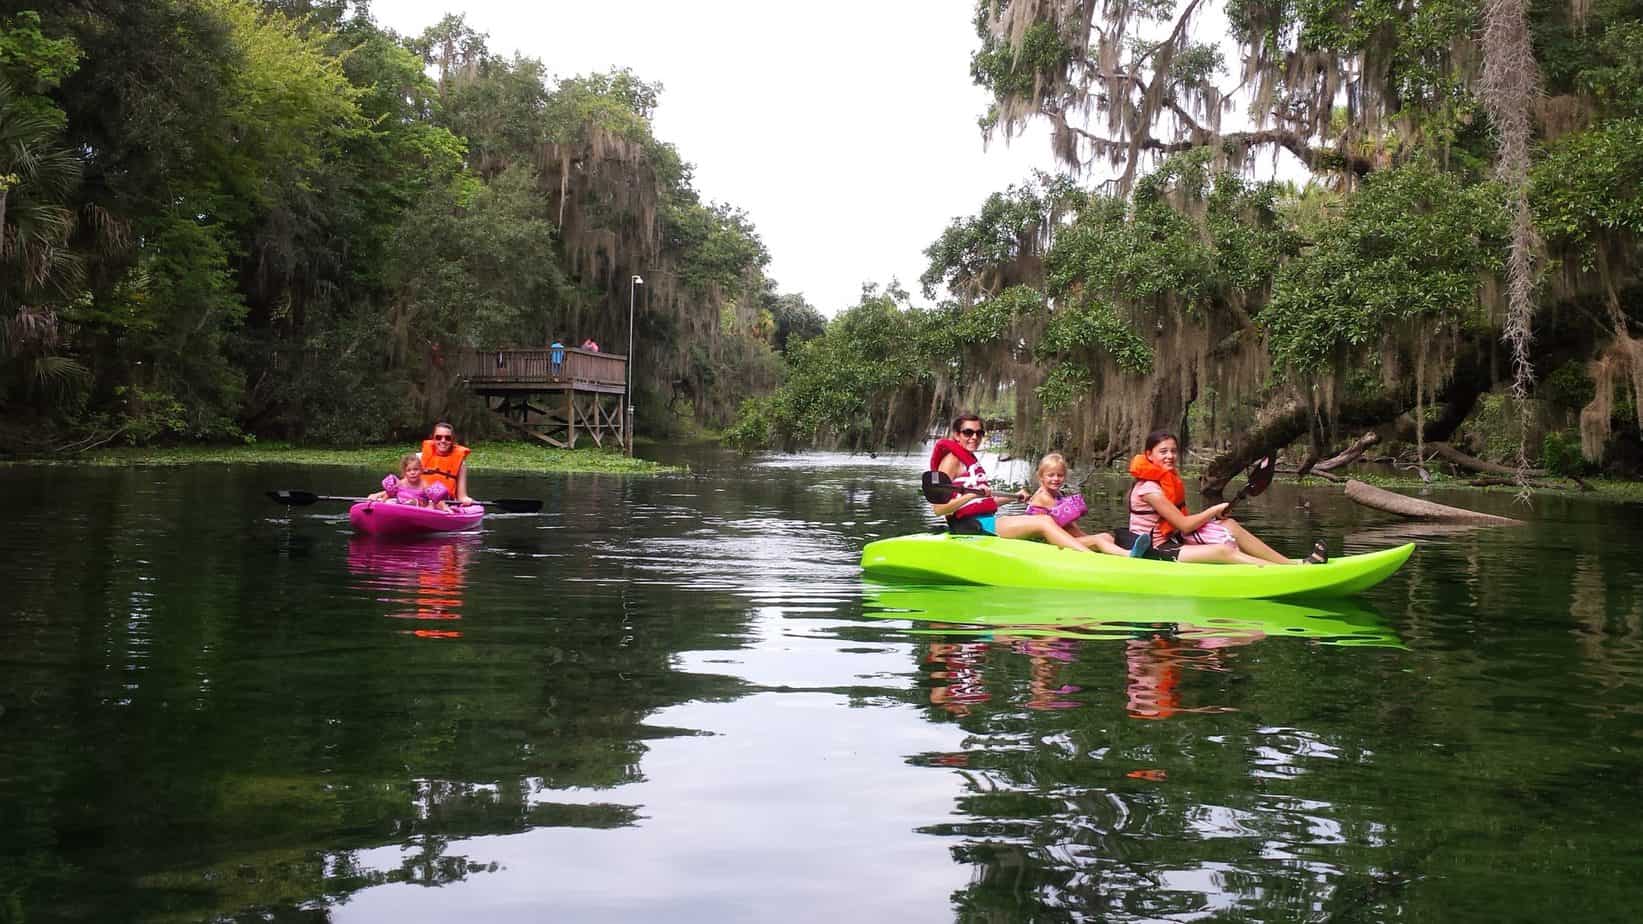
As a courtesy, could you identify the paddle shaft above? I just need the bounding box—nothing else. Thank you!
[266,490,541,513]
[923,481,1029,504]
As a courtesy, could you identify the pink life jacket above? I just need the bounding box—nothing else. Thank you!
[381,474,449,506]
[1027,491,1087,526]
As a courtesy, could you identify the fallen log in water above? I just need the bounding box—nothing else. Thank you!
[1344,479,1525,525]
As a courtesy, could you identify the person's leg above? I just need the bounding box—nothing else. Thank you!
[1083,532,1128,555]
[1220,518,1297,565]
[995,514,1095,552]
[1177,543,1271,566]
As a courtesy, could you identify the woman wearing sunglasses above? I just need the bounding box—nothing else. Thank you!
[419,422,473,504]
[929,415,1096,553]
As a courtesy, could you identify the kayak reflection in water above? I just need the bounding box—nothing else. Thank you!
[347,534,474,638]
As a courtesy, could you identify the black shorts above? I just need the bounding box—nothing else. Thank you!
[947,514,996,536]
[1113,527,1181,562]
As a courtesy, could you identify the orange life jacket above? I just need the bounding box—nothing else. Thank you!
[421,440,470,497]
[1128,454,1188,541]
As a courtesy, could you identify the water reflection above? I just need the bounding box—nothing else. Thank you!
[865,584,1403,648]
[347,534,476,638]
[882,587,1397,729]
[11,455,1643,922]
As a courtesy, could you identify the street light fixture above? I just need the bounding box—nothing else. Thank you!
[627,274,643,456]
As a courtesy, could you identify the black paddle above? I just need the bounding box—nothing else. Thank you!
[266,490,543,514]
[1217,455,1276,518]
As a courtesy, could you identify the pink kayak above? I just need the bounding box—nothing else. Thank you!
[348,500,485,536]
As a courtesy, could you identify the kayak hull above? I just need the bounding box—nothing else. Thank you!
[859,534,1414,599]
[348,501,485,536]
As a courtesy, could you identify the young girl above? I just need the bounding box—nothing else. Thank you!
[1121,430,1325,565]
[1026,453,1128,555]
[369,452,452,511]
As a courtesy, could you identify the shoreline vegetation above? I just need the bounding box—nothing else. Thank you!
[3,442,681,475]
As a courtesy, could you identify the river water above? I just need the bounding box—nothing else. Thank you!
[4,449,1642,922]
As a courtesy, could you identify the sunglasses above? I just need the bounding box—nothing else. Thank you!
[958,428,985,437]
[433,434,454,442]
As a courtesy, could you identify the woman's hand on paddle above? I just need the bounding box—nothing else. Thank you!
[929,490,981,517]
[1207,502,1232,520]
[1014,488,1032,503]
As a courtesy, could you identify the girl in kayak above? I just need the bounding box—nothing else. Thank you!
[1026,453,1128,554]
[929,415,1098,553]
[369,453,452,511]
[1121,430,1326,565]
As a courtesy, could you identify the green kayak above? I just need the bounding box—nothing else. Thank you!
[859,534,1414,599]
[862,584,1402,647]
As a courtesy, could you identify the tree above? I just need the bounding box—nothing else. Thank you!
[952,0,1643,479]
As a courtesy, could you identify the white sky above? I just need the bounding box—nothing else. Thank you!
[370,0,1062,314]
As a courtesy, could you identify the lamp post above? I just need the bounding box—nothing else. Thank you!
[626,274,643,456]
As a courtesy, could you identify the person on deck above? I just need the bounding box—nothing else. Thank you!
[1118,429,1326,565]
[580,338,600,352]
[928,414,1097,553]
[550,339,565,377]
[420,422,473,504]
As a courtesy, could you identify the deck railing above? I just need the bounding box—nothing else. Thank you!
[455,347,627,389]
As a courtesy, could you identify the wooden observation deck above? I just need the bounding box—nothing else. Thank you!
[455,348,628,451]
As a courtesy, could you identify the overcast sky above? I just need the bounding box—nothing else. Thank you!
[371,0,1062,314]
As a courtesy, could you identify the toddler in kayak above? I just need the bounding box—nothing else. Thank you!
[1026,453,1127,555]
[369,452,452,511]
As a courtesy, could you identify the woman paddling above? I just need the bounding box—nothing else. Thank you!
[1119,429,1327,565]
[420,421,473,504]
[928,415,1097,553]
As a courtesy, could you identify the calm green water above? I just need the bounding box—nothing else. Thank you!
[4,450,1643,922]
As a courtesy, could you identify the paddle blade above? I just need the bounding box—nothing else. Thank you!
[1245,455,1277,497]
[1220,455,1277,517]
[484,498,543,514]
[921,471,963,503]
[267,490,321,506]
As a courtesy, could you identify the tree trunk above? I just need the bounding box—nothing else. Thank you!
[1315,432,1381,472]
[1429,441,1548,478]
[1200,397,1404,496]
[1344,479,1524,524]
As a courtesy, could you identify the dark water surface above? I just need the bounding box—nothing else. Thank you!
[4,450,1643,922]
